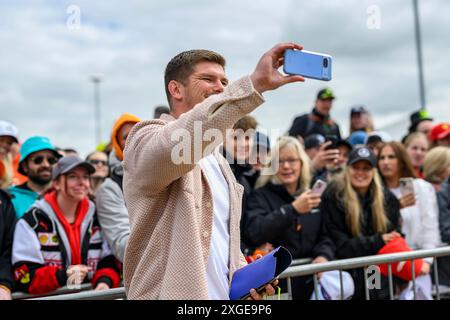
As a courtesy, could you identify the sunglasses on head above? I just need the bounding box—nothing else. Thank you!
[88,159,108,166]
[30,155,58,165]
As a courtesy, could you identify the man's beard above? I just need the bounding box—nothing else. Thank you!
[28,169,52,186]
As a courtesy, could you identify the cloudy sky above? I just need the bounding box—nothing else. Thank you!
[1,0,449,156]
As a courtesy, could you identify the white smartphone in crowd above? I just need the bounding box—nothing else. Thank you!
[399,177,415,197]
[311,179,328,196]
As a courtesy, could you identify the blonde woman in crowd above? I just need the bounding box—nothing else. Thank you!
[423,146,450,192]
[321,146,401,299]
[245,136,334,299]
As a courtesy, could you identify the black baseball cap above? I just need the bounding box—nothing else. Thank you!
[304,134,326,150]
[410,109,433,125]
[347,146,377,167]
[336,139,353,151]
[351,105,368,115]
[52,155,95,179]
[317,88,335,100]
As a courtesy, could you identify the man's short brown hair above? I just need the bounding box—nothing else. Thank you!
[233,116,258,131]
[164,50,226,108]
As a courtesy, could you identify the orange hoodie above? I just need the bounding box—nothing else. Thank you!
[13,152,27,185]
[111,113,141,161]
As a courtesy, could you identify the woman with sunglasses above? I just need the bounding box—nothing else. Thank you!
[245,136,335,299]
[322,146,401,299]
[12,155,121,294]
[86,151,109,197]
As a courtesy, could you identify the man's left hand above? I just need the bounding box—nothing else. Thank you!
[246,279,279,300]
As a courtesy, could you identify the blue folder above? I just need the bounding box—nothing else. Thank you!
[229,246,293,300]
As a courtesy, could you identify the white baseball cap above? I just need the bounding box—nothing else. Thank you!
[0,120,19,143]
[311,270,355,300]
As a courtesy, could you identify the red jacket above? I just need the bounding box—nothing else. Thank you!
[12,194,121,294]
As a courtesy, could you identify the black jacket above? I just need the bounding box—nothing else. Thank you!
[288,109,341,140]
[320,182,401,299]
[0,189,17,291]
[244,182,335,260]
[221,147,259,256]
[438,177,450,243]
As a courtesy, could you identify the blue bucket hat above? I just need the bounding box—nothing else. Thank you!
[19,136,61,175]
[347,130,368,146]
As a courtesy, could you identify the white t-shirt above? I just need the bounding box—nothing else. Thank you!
[199,153,231,300]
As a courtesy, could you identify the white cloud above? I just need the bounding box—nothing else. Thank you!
[1,0,449,156]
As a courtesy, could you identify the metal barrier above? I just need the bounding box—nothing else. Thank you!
[29,287,127,300]
[279,246,450,300]
[12,283,93,300]
[22,246,450,300]
[291,258,313,266]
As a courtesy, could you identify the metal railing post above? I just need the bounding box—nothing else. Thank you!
[411,259,417,300]
[287,277,293,300]
[434,258,440,300]
[388,264,394,300]
[364,267,370,300]
[313,274,319,300]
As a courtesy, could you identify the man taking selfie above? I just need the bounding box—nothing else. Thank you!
[123,43,305,300]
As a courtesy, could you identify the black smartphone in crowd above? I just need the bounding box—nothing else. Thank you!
[325,135,338,150]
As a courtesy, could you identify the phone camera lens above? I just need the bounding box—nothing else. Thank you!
[323,58,328,68]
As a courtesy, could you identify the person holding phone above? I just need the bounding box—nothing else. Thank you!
[311,138,352,185]
[304,135,340,173]
[12,156,121,294]
[245,136,335,299]
[321,146,401,299]
[378,142,441,272]
[122,43,306,300]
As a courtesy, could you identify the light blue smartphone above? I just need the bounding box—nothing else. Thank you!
[283,49,332,81]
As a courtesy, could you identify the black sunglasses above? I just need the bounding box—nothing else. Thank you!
[88,159,108,166]
[30,155,58,165]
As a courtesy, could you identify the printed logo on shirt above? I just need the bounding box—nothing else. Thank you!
[38,232,58,246]
[39,234,49,246]
[14,264,31,284]
[51,235,59,245]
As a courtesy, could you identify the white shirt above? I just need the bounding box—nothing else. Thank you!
[199,152,231,300]
[390,179,442,263]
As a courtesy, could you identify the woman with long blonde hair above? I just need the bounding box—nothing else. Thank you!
[321,146,401,299]
[245,136,335,299]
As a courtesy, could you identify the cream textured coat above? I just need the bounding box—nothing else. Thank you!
[122,76,264,299]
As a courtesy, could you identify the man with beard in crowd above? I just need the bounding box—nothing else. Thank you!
[8,136,61,218]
